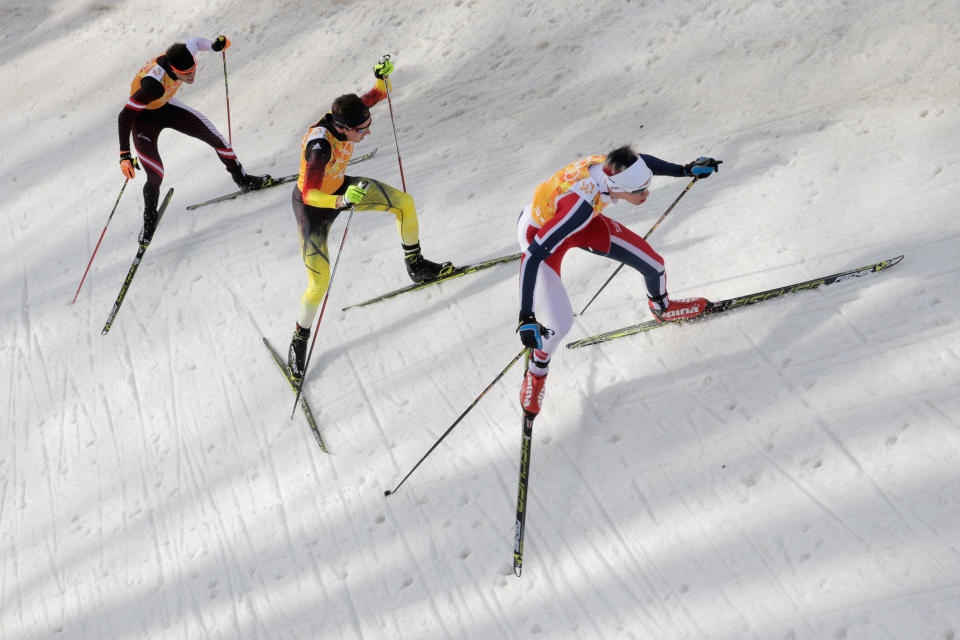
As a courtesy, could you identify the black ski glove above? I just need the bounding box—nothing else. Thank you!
[211,35,231,52]
[683,157,722,178]
[517,313,551,350]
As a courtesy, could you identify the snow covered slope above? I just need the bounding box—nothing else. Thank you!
[3,1,960,638]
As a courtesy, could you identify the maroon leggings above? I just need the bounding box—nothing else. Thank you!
[130,99,240,209]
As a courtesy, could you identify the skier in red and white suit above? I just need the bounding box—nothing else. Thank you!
[516,146,721,414]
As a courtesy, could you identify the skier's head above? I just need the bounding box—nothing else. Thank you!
[331,94,372,141]
[165,43,197,82]
[603,146,652,205]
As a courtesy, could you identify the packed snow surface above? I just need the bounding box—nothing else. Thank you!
[3,1,960,638]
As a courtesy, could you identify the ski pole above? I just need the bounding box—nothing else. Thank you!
[290,181,366,418]
[222,50,232,146]
[72,178,131,304]
[513,409,536,577]
[379,54,407,192]
[384,348,527,496]
[577,177,699,316]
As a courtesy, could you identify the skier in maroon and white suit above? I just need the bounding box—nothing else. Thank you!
[515,146,721,415]
[117,35,272,244]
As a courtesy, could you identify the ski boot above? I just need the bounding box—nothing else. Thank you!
[648,294,709,323]
[233,170,274,193]
[138,207,158,246]
[519,351,549,415]
[288,324,310,381]
[138,187,160,245]
[519,369,547,415]
[403,243,454,284]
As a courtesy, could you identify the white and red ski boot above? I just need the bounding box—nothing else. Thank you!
[648,295,709,323]
[519,369,547,415]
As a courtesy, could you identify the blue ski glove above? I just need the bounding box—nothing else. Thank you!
[517,313,550,350]
[683,157,722,178]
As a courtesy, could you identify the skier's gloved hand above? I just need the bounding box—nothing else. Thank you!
[517,313,550,350]
[683,157,722,178]
[374,56,395,79]
[342,183,368,206]
[211,35,231,52]
[120,151,138,180]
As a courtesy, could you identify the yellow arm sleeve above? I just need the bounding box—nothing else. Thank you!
[303,188,340,209]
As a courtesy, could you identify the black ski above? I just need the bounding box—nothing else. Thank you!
[566,254,904,349]
[342,252,522,311]
[101,188,174,335]
[513,410,536,577]
[262,337,329,453]
[185,148,378,210]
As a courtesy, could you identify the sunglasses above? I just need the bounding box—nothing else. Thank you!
[349,124,370,133]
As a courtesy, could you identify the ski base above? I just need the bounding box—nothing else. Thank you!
[263,337,329,453]
[186,148,378,210]
[513,410,536,577]
[342,252,522,311]
[101,187,174,335]
[566,255,904,349]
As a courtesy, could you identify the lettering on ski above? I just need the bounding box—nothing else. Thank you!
[262,337,329,453]
[185,148,378,210]
[342,252,522,311]
[566,255,904,349]
[101,188,174,335]
[513,411,535,577]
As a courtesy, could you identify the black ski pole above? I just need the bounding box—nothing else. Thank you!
[577,177,699,316]
[384,348,526,496]
[513,409,536,577]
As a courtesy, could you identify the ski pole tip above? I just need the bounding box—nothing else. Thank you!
[383,489,393,497]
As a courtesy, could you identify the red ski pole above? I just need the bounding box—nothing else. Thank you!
[380,54,407,192]
[72,178,130,304]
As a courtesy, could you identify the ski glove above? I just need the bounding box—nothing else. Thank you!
[211,35,231,52]
[120,151,138,180]
[683,157,722,178]
[374,57,395,79]
[517,313,551,350]
[342,183,367,206]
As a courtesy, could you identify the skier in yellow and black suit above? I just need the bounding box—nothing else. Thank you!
[286,58,454,379]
